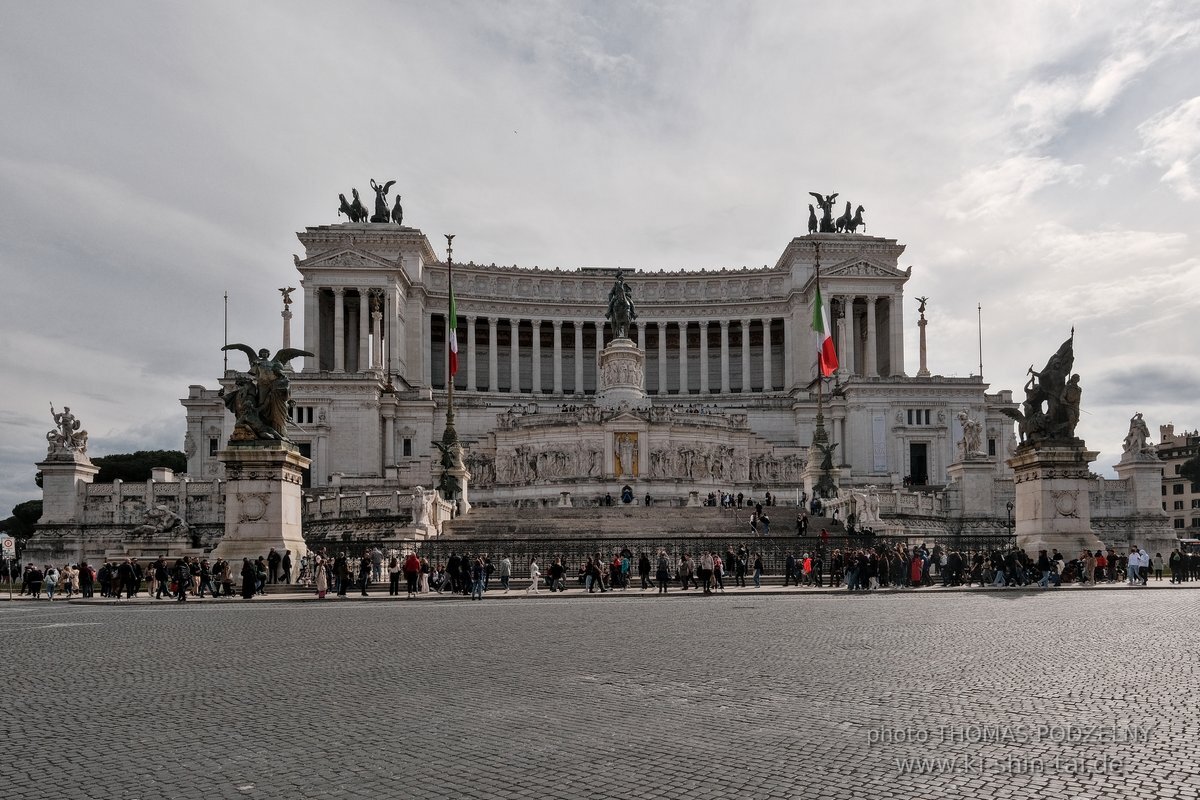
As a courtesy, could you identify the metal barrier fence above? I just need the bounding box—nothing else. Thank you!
[303,532,1018,578]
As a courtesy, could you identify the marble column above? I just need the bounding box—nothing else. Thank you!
[466,316,477,391]
[636,321,646,352]
[358,288,370,372]
[370,293,383,369]
[574,321,584,395]
[657,321,668,395]
[782,315,792,389]
[488,316,498,392]
[552,320,563,395]
[699,321,710,394]
[383,412,395,465]
[720,320,730,394]
[678,321,689,395]
[421,310,431,386]
[761,317,772,391]
[303,284,318,372]
[509,318,521,393]
[386,288,400,377]
[865,296,878,378]
[836,297,850,378]
[531,320,542,394]
[740,318,752,392]
[332,288,346,373]
[890,294,905,377]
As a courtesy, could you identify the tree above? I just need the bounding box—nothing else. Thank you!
[0,500,43,540]
[92,450,187,483]
[1182,455,1200,485]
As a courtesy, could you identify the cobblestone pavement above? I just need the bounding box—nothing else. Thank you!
[3,590,1198,800]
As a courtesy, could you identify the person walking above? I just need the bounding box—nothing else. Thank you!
[44,566,59,601]
[498,555,512,593]
[638,552,652,590]
[526,559,541,594]
[281,550,293,584]
[753,553,763,588]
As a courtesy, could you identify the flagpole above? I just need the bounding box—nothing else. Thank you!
[445,234,456,427]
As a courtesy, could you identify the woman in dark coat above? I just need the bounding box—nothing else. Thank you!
[240,558,257,599]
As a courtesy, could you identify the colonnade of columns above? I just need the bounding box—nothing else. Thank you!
[429,315,787,396]
[305,286,392,374]
[831,294,903,379]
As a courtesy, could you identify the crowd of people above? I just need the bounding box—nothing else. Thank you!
[10,550,297,602]
[9,541,1199,601]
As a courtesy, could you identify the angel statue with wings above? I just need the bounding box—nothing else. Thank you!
[221,344,313,442]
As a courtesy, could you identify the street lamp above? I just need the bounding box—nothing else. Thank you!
[1006,500,1014,539]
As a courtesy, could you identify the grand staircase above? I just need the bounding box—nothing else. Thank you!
[440,505,843,540]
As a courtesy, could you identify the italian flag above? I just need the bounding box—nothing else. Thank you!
[447,267,459,376]
[812,283,838,377]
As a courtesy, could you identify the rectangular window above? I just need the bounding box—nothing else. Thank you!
[924,409,931,425]
[1175,464,1182,474]
[208,437,218,456]
[1193,499,1200,509]
[1175,519,1186,529]
[907,409,913,425]
[1192,518,1200,528]
[1192,483,1200,493]
[988,438,996,457]
[402,438,412,458]
[1175,501,1184,510]
[1174,484,1185,495]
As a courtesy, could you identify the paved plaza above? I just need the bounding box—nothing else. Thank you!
[3,590,1198,800]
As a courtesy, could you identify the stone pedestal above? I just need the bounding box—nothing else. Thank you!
[1113,456,1177,555]
[1007,444,1104,556]
[213,442,310,564]
[37,452,99,525]
[802,459,841,501]
[449,465,472,516]
[946,458,996,516]
[597,338,648,410]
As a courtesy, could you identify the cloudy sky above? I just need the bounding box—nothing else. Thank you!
[2,1,1198,514]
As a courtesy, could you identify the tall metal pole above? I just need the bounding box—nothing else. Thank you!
[223,291,229,373]
[977,302,983,379]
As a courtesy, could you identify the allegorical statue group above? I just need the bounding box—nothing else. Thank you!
[337,178,403,225]
[808,192,866,234]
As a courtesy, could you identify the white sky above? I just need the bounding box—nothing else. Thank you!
[2,1,1198,514]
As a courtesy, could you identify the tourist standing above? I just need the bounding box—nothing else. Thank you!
[359,553,372,596]
[470,558,485,600]
[387,556,401,596]
[240,558,256,600]
[419,556,431,594]
[314,555,328,599]
[281,550,292,584]
[267,548,281,584]
[404,552,421,597]
[655,551,671,594]
[527,559,541,594]
[638,552,652,590]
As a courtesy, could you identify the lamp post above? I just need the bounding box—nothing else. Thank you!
[1006,500,1014,540]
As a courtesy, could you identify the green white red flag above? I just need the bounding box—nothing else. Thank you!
[812,283,838,377]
